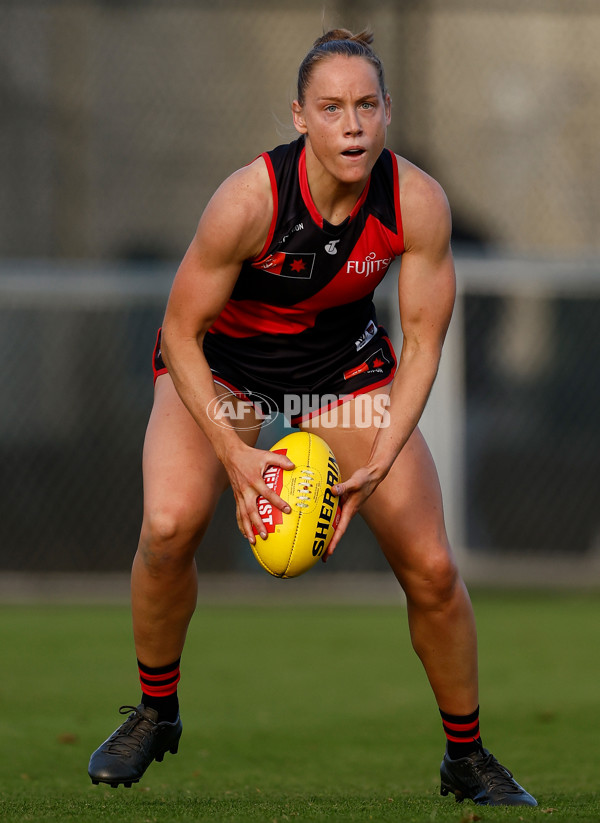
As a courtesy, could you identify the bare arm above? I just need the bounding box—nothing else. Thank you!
[160,158,294,541]
[328,161,456,551]
[368,161,456,473]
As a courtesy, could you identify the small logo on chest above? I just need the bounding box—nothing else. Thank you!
[324,239,340,255]
[278,222,305,247]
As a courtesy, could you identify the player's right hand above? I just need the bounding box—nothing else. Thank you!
[222,443,294,544]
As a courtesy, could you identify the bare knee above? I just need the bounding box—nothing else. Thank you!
[137,504,206,576]
[401,545,461,611]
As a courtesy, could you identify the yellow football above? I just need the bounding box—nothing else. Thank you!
[252,431,341,578]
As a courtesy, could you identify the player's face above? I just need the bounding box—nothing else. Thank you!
[292,55,391,187]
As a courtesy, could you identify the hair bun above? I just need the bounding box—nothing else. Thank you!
[313,28,374,49]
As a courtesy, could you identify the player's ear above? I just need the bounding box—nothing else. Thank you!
[384,93,392,126]
[292,100,308,134]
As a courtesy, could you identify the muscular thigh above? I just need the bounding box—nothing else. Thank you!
[142,374,261,539]
[301,388,451,580]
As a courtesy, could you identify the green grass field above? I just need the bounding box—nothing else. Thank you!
[0,590,598,822]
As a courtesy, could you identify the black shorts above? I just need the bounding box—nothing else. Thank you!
[152,322,396,427]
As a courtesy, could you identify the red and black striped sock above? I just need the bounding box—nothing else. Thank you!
[138,658,181,723]
[440,706,481,759]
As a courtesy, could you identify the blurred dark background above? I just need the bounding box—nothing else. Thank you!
[1,0,599,578]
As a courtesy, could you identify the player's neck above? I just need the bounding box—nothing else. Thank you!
[304,148,368,226]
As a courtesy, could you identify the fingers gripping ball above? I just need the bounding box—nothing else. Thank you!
[252,432,341,578]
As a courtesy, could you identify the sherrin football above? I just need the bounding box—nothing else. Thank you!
[252,431,341,578]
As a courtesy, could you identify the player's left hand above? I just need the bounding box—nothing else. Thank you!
[325,466,384,558]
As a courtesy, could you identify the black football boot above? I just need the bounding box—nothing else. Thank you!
[88,704,182,788]
[440,742,537,806]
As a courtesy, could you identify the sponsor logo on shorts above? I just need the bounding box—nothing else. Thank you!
[354,319,377,351]
[343,348,391,381]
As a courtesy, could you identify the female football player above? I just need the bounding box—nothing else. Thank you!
[89,29,536,807]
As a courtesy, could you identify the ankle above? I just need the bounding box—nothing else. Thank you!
[440,706,482,759]
[138,658,181,723]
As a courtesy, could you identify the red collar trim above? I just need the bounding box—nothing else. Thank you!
[298,147,371,229]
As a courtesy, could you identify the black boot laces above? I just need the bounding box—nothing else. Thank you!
[104,705,158,754]
[472,745,521,795]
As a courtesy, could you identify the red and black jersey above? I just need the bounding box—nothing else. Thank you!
[204,136,404,379]
[154,137,405,420]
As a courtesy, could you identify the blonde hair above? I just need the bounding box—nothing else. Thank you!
[296,28,387,105]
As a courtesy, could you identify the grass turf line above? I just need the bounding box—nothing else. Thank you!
[0,591,598,821]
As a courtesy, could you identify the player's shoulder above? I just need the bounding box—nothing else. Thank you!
[211,137,301,213]
[394,154,450,215]
[213,154,273,212]
[393,154,451,250]
[200,154,274,259]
